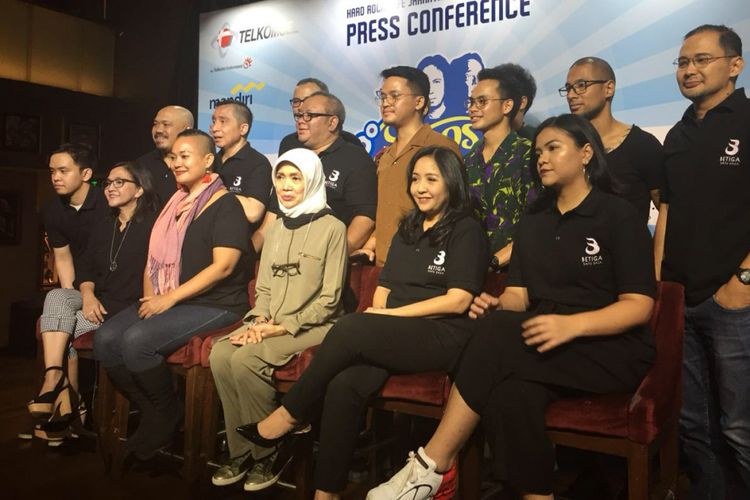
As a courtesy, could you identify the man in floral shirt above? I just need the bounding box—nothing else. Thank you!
[464,65,536,270]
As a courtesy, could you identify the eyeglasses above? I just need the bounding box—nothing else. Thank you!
[271,261,301,277]
[293,112,334,122]
[673,54,736,69]
[558,80,609,97]
[289,97,306,107]
[103,178,138,189]
[374,90,419,105]
[464,96,507,110]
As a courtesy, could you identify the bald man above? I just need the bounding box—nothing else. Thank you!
[562,57,662,224]
[136,105,194,205]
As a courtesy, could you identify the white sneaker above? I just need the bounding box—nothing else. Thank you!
[367,447,443,500]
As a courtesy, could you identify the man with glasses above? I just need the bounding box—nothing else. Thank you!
[278,78,363,155]
[655,24,750,499]
[136,105,193,205]
[256,92,376,253]
[562,57,663,225]
[361,65,460,266]
[464,66,535,270]
[210,101,272,225]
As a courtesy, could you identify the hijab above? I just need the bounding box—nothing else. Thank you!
[273,148,330,227]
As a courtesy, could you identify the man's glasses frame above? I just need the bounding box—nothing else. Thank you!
[374,90,419,105]
[293,112,335,122]
[673,54,737,70]
[558,80,609,97]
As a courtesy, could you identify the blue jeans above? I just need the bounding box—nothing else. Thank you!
[93,302,240,372]
[680,295,750,500]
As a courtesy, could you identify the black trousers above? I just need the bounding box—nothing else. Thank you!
[281,312,471,492]
[455,309,654,494]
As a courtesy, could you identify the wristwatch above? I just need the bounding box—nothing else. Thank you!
[490,255,502,272]
[737,268,750,285]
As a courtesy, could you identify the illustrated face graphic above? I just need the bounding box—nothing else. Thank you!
[423,64,445,108]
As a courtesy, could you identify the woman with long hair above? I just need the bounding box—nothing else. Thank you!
[368,114,656,500]
[209,148,348,491]
[29,161,160,441]
[235,146,489,498]
[93,129,253,461]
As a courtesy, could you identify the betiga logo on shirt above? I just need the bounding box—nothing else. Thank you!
[582,238,603,266]
[719,139,741,166]
[428,250,446,275]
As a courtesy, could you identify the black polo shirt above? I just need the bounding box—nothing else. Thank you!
[378,215,489,328]
[269,137,377,226]
[606,125,663,225]
[74,211,158,316]
[135,149,177,206]
[215,142,273,206]
[278,130,364,156]
[508,188,656,311]
[661,88,750,306]
[42,185,110,270]
[180,194,254,316]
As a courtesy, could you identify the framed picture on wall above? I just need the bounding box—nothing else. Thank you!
[0,190,22,245]
[1,113,41,153]
[66,122,100,159]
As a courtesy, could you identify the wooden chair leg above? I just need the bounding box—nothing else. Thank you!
[458,428,483,500]
[199,368,220,470]
[110,389,131,478]
[94,364,116,470]
[659,424,679,498]
[627,443,649,500]
[182,365,203,482]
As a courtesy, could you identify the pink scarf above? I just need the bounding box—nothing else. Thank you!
[146,173,225,295]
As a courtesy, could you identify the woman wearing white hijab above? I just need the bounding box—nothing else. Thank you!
[210,148,348,491]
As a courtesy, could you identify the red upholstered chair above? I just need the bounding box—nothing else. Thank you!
[545,281,685,500]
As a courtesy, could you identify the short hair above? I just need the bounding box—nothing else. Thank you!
[296,78,329,92]
[49,143,97,172]
[176,129,215,156]
[307,91,346,132]
[685,24,742,56]
[215,101,253,137]
[108,161,160,221]
[478,67,525,121]
[494,63,537,112]
[380,66,430,116]
[571,57,616,83]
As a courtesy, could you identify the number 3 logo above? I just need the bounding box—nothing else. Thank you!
[329,170,340,182]
[433,251,446,265]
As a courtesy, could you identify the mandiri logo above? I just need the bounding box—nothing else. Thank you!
[212,24,236,57]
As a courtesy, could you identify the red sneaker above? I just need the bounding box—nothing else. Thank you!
[433,461,457,499]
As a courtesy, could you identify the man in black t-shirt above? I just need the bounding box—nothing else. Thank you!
[209,101,272,226]
[255,92,377,253]
[135,105,193,205]
[563,57,663,225]
[655,25,750,499]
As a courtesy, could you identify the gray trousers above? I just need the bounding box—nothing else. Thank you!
[209,322,332,460]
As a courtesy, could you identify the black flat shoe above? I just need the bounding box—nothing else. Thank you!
[236,422,283,448]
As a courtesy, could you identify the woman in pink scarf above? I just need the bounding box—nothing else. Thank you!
[94,130,254,462]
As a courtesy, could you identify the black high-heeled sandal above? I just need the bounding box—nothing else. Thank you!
[27,366,66,419]
[33,381,82,442]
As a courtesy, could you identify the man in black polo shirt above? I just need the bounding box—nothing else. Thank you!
[42,143,109,395]
[135,105,193,205]
[563,57,663,225]
[655,24,750,499]
[255,92,377,252]
[495,63,538,140]
[210,101,272,225]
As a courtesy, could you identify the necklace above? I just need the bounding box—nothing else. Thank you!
[109,217,132,272]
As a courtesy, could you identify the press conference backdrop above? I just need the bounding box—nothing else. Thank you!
[199,0,750,161]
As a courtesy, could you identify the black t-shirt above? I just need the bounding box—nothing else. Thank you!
[661,88,750,306]
[378,215,489,329]
[278,130,364,156]
[215,142,273,206]
[508,188,656,311]
[42,185,110,270]
[75,211,158,316]
[180,194,254,316]
[135,149,177,207]
[269,137,377,225]
[606,125,663,224]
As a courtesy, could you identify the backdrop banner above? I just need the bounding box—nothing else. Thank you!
[199,0,750,161]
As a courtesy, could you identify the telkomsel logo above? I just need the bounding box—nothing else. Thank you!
[212,24,236,57]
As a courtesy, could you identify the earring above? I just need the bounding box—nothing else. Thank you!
[202,169,212,183]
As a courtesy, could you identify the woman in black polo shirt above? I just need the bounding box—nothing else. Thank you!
[235,146,489,496]
[29,161,160,440]
[93,130,253,461]
[369,114,656,500]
